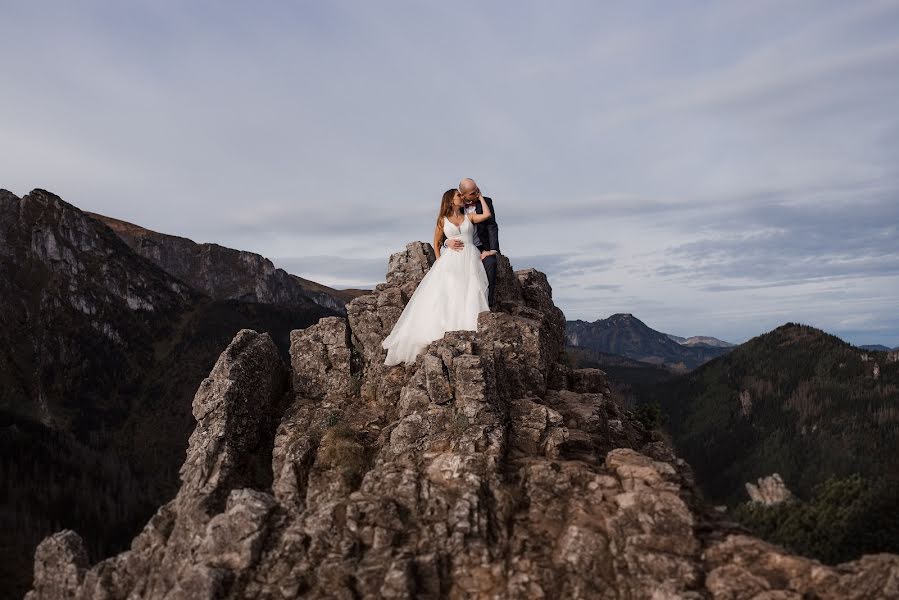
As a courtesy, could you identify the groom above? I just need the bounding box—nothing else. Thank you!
[446,177,500,309]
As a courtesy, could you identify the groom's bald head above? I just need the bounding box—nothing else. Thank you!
[459,178,478,195]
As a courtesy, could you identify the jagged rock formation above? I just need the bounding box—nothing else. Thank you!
[745,474,795,506]
[27,244,899,599]
[89,212,363,313]
[0,188,337,597]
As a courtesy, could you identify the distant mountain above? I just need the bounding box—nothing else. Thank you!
[0,188,339,598]
[643,323,899,507]
[860,344,897,352]
[566,313,732,371]
[88,212,365,313]
[667,334,735,348]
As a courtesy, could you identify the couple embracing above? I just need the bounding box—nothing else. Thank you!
[382,178,500,366]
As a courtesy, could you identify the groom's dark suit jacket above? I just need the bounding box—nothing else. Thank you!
[472,197,500,253]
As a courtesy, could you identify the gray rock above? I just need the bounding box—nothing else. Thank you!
[25,530,88,600]
[384,241,435,288]
[27,245,899,600]
[289,316,355,401]
[745,473,795,506]
[493,253,523,309]
[704,535,899,599]
[180,329,289,501]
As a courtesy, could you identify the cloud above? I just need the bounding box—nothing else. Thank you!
[656,193,899,284]
[1,0,897,346]
[273,255,387,288]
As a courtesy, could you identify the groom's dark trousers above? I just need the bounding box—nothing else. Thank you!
[473,197,500,309]
[479,251,498,309]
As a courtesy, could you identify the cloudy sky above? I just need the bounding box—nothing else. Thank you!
[2,1,898,346]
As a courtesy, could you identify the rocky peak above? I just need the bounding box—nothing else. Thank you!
[745,473,795,506]
[609,312,636,321]
[27,242,899,599]
[2,188,194,311]
[566,312,731,370]
[87,211,356,313]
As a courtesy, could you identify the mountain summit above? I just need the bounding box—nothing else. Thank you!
[26,245,899,599]
[566,313,731,371]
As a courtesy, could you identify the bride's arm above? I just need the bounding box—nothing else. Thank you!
[468,192,492,224]
[433,220,443,259]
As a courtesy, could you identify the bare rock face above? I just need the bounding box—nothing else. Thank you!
[738,389,753,417]
[27,243,899,599]
[289,316,356,402]
[88,211,355,313]
[27,531,88,600]
[704,535,899,599]
[180,329,288,501]
[345,241,436,412]
[745,473,796,506]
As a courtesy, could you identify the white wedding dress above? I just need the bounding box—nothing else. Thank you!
[382,213,490,366]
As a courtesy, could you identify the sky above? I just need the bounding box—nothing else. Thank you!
[2,1,898,346]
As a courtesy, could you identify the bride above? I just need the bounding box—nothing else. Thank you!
[382,188,492,366]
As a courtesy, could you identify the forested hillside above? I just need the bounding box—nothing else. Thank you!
[651,323,899,503]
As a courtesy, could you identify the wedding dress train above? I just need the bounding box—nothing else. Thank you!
[382,213,489,366]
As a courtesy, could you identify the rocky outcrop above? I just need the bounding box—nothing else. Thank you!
[88,212,361,313]
[745,473,795,506]
[738,390,752,417]
[27,241,899,599]
[703,535,899,598]
[0,188,337,598]
[28,531,89,600]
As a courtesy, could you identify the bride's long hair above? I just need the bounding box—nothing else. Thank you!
[435,188,460,249]
[436,188,460,228]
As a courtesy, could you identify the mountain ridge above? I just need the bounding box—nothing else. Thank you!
[0,187,340,598]
[666,333,735,348]
[566,313,733,371]
[86,212,365,313]
[860,344,899,352]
